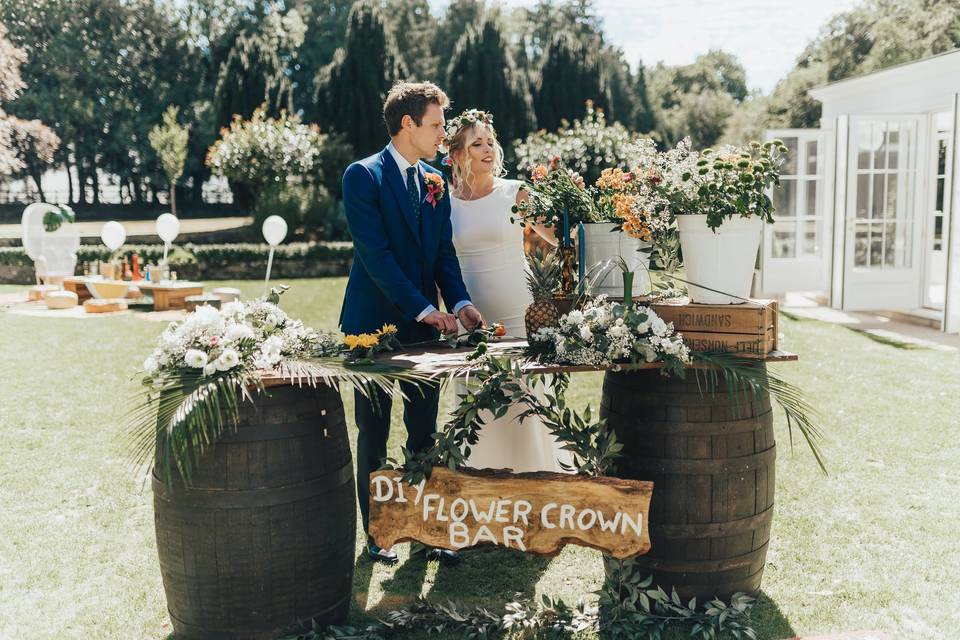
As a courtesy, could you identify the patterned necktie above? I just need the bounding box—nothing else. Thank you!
[405,166,420,225]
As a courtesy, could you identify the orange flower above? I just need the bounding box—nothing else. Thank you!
[531,165,548,183]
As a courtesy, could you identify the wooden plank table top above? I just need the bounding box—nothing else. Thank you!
[369,337,798,377]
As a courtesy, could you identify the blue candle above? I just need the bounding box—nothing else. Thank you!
[577,223,585,285]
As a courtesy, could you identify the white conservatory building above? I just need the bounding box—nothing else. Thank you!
[759,49,960,332]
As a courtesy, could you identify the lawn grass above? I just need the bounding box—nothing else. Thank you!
[1,278,958,639]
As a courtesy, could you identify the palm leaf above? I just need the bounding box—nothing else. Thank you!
[691,351,827,474]
[124,358,436,484]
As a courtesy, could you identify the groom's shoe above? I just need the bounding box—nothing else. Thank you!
[424,547,461,566]
[366,539,398,565]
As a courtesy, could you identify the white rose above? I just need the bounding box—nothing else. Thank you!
[262,335,283,356]
[579,325,593,341]
[143,356,159,374]
[225,324,255,342]
[215,348,241,371]
[203,363,217,376]
[651,317,668,337]
[221,301,244,316]
[566,310,584,325]
[184,349,208,369]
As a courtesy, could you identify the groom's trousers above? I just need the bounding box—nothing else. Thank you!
[354,379,440,533]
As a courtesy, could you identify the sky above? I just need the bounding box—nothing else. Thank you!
[430,0,864,94]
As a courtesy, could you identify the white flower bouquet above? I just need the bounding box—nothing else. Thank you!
[142,299,340,384]
[529,295,690,374]
[129,288,420,483]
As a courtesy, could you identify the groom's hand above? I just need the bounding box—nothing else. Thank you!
[422,310,458,335]
[458,304,484,331]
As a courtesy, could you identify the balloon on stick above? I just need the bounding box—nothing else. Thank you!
[261,215,288,291]
[156,213,180,265]
[100,221,126,251]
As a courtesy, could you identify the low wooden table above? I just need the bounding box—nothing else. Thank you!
[136,281,205,311]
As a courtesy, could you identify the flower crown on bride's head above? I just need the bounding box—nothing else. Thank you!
[443,109,494,143]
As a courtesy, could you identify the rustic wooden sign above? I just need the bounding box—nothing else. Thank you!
[368,467,653,559]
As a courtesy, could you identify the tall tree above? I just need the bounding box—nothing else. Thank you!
[214,7,306,128]
[648,51,747,147]
[149,106,190,216]
[445,17,535,146]
[769,0,960,129]
[533,31,610,132]
[382,0,437,81]
[313,1,408,157]
[292,0,353,111]
[632,61,655,134]
[433,0,489,71]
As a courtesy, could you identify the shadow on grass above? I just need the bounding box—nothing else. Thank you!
[351,544,552,630]
[745,590,797,640]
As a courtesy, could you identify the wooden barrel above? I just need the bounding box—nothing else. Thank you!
[153,383,355,639]
[600,368,775,601]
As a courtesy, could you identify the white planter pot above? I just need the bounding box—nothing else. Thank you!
[580,223,651,297]
[676,214,762,304]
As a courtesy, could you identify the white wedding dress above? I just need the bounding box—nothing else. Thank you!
[450,178,572,473]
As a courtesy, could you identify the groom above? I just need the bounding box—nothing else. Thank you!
[339,81,483,565]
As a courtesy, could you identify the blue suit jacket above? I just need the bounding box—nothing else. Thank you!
[339,145,470,342]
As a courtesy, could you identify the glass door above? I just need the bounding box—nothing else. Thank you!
[760,129,828,295]
[923,112,953,310]
[842,115,925,310]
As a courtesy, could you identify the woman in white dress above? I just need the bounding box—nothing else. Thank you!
[444,109,571,473]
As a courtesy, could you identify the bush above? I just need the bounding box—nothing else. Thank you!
[206,106,326,212]
[513,101,646,185]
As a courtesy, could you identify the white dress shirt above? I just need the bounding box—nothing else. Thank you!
[386,142,471,323]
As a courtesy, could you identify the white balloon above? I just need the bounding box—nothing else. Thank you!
[261,215,288,246]
[100,221,127,251]
[156,213,180,243]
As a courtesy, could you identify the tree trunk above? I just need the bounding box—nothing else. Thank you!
[91,156,100,204]
[170,185,177,217]
[76,159,87,205]
[229,180,256,213]
[132,175,143,203]
[29,162,46,202]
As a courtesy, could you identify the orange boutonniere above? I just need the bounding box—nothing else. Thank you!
[424,172,445,207]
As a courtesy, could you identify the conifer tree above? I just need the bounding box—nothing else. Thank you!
[445,17,535,146]
[632,62,655,133]
[313,1,408,157]
[533,31,610,132]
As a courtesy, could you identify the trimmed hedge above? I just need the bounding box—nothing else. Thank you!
[0,242,353,266]
[0,242,354,283]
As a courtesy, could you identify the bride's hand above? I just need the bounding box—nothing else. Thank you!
[458,304,484,331]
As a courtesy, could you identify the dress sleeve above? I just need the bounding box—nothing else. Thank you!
[503,179,523,202]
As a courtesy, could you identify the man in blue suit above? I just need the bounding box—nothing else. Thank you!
[340,81,483,565]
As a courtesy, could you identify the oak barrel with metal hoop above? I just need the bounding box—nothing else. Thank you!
[601,368,775,601]
[152,383,355,639]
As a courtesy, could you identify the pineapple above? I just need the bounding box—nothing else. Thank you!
[524,248,562,339]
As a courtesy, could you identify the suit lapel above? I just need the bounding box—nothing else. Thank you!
[380,146,421,246]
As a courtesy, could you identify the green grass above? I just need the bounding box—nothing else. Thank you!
[1,278,958,639]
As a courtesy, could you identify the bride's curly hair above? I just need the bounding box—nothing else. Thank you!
[444,110,506,195]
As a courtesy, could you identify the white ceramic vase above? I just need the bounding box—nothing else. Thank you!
[580,223,651,297]
[676,214,762,304]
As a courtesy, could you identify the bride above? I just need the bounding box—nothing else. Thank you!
[445,109,571,473]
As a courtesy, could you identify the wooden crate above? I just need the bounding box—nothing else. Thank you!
[649,298,779,357]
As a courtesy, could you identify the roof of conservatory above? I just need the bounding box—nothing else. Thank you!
[808,48,960,102]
